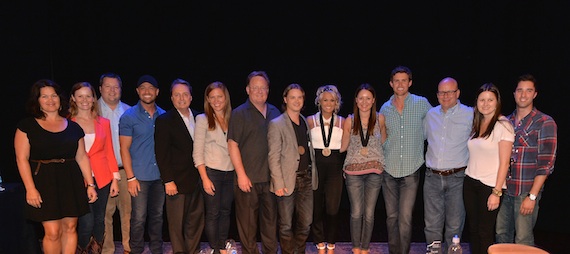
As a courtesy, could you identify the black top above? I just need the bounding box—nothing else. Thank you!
[227,99,280,183]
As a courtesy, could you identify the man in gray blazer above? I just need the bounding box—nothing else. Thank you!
[268,84,318,254]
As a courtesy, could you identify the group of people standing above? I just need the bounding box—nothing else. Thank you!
[14,66,557,254]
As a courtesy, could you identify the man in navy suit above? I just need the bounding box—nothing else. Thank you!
[155,79,204,254]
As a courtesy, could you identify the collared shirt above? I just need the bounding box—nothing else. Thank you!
[380,93,432,177]
[424,101,473,170]
[227,99,280,183]
[119,101,165,181]
[98,100,131,167]
[177,108,195,140]
[506,107,557,196]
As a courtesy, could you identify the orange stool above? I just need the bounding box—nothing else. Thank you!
[488,243,549,254]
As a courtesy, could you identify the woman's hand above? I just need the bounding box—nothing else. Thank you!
[26,188,43,208]
[87,187,98,203]
[487,194,500,211]
[202,178,215,196]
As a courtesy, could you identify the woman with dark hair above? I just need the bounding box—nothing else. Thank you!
[340,83,386,254]
[14,79,98,254]
[193,81,234,254]
[464,83,514,254]
[69,82,119,253]
[306,84,345,254]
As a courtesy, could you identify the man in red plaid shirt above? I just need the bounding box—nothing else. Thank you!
[496,74,558,246]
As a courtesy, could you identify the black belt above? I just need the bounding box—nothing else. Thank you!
[428,166,466,176]
[118,166,125,170]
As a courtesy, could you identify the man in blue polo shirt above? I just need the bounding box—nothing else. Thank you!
[119,75,166,254]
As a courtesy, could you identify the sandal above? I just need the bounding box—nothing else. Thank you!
[327,243,335,254]
[316,243,326,254]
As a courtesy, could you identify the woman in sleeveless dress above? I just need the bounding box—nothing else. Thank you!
[14,79,98,254]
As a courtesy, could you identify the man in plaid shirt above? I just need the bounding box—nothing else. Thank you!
[496,74,558,246]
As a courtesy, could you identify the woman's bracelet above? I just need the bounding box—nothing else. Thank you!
[87,183,96,188]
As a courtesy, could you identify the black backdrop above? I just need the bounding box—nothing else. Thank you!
[2,0,568,243]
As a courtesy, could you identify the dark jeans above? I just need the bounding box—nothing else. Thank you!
[463,176,500,254]
[276,172,313,254]
[312,150,344,245]
[382,170,419,254]
[234,181,278,254]
[130,179,165,254]
[203,168,234,253]
[77,180,111,248]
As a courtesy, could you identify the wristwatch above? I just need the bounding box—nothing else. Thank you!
[492,188,503,197]
[528,193,537,201]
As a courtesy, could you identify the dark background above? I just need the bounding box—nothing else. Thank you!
[1,1,568,253]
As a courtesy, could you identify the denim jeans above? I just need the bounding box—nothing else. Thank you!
[130,179,166,254]
[345,173,382,250]
[203,168,234,253]
[423,169,465,248]
[77,180,111,248]
[276,172,313,254]
[496,192,540,245]
[382,170,419,254]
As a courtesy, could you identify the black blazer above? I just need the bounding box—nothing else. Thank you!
[154,108,201,194]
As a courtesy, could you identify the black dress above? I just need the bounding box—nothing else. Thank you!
[17,117,90,222]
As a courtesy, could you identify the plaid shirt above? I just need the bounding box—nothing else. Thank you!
[506,107,557,196]
[380,93,432,177]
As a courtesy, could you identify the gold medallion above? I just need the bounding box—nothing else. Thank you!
[322,148,331,157]
[360,147,368,156]
[298,146,305,155]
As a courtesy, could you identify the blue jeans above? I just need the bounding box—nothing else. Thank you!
[130,179,166,254]
[382,170,419,254]
[203,168,234,253]
[423,169,465,248]
[496,193,540,245]
[276,172,313,254]
[344,173,382,250]
[77,181,111,248]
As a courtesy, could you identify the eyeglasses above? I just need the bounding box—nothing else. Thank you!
[436,90,458,96]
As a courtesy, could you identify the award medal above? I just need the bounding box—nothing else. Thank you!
[298,146,305,155]
[359,123,371,156]
[320,113,334,157]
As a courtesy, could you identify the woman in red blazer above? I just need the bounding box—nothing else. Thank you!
[69,82,119,253]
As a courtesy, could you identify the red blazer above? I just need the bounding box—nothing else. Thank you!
[73,116,119,188]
